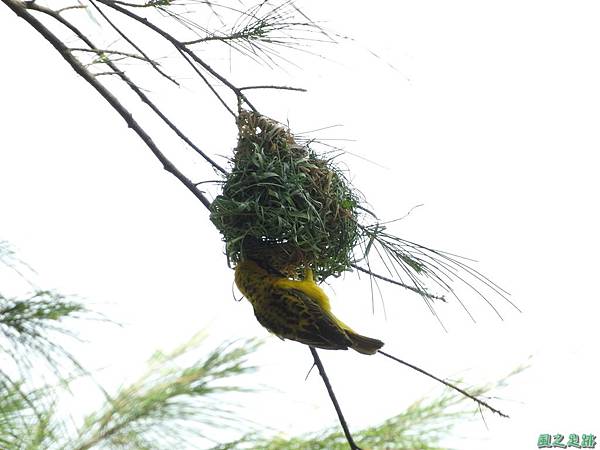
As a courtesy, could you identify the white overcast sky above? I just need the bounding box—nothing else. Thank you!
[1,1,600,449]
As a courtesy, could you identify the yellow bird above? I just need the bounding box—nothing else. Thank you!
[234,258,384,355]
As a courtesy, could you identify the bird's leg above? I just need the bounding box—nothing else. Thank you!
[304,266,315,283]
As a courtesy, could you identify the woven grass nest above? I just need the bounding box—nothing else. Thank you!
[210,110,362,281]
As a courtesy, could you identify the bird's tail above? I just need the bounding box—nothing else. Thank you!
[346,331,384,355]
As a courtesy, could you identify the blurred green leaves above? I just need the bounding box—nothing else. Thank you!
[72,337,261,450]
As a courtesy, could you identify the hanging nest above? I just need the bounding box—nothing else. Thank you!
[210,110,361,280]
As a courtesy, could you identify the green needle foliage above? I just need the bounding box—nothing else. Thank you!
[72,336,261,450]
[0,378,58,450]
[0,291,86,361]
[0,242,89,379]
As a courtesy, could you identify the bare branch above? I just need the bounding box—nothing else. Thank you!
[239,84,307,92]
[176,46,236,117]
[93,71,122,76]
[88,0,179,85]
[56,4,87,14]
[378,350,509,418]
[71,47,155,63]
[310,347,362,450]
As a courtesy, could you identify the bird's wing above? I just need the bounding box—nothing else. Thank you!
[256,286,352,351]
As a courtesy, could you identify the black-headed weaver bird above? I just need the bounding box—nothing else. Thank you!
[234,258,384,355]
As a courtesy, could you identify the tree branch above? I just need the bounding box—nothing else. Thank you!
[89,0,179,85]
[71,47,155,64]
[378,350,509,418]
[310,347,362,450]
[239,84,307,92]
[56,4,87,14]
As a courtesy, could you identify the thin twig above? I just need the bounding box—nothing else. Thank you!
[93,71,122,76]
[309,347,362,450]
[110,0,149,7]
[71,47,154,63]
[88,0,179,85]
[176,46,236,117]
[56,4,86,13]
[378,349,509,418]
[182,32,250,46]
[239,84,307,92]
[95,0,259,112]
[351,263,447,302]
